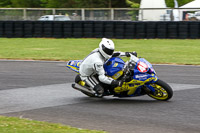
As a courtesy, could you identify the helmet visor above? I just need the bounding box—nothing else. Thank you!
[102,45,114,55]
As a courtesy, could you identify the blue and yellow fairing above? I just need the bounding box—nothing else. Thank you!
[104,57,158,96]
[114,76,157,96]
[66,60,82,74]
[104,57,125,80]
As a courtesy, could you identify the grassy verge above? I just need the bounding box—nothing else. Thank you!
[0,38,200,65]
[0,38,199,132]
[0,116,106,133]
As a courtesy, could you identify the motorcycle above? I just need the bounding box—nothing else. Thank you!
[67,54,173,101]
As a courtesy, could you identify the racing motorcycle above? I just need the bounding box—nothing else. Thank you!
[67,54,173,101]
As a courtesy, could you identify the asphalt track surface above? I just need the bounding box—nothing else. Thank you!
[0,60,200,133]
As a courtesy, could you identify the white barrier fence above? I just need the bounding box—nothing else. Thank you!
[0,8,200,21]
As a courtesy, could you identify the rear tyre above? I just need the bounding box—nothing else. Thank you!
[148,79,173,101]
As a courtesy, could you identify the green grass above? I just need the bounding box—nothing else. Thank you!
[0,116,106,133]
[0,38,200,65]
[0,38,199,132]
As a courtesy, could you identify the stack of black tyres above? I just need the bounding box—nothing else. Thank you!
[157,22,167,38]
[135,22,146,38]
[4,21,13,38]
[53,21,63,38]
[104,21,114,38]
[83,21,93,38]
[33,21,43,37]
[63,21,72,38]
[189,22,199,39]
[73,21,83,38]
[178,21,188,39]
[14,21,23,37]
[167,22,178,38]
[124,22,135,39]
[24,21,33,38]
[0,21,200,39]
[146,22,157,39]
[94,21,104,38]
[114,21,125,39]
[0,21,4,37]
[43,21,53,37]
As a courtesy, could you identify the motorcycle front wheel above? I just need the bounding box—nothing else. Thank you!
[147,79,173,101]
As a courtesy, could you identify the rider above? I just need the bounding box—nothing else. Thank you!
[79,38,137,95]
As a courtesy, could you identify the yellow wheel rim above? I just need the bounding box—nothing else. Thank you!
[148,84,169,100]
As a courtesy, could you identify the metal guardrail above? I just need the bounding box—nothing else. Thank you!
[0,8,200,21]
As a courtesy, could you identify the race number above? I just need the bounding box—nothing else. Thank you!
[137,62,148,72]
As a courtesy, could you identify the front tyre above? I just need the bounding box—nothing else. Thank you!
[148,79,173,101]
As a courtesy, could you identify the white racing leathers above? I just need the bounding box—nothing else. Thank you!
[79,48,126,89]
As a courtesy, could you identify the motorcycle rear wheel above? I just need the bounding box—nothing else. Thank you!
[148,79,173,101]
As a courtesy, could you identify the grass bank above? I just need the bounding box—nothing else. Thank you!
[0,116,106,133]
[0,38,199,65]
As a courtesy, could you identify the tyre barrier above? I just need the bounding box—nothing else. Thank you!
[0,21,200,39]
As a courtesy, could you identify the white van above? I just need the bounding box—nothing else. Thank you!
[38,15,71,21]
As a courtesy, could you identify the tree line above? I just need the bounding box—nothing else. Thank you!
[0,0,193,8]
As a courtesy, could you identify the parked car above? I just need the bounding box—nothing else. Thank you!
[194,11,200,20]
[38,15,71,21]
[187,11,200,21]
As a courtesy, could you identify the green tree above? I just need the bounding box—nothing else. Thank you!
[125,0,140,21]
[10,0,41,7]
[75,0,127,8]
[0,0,12,7]
[44,0,78,8]
[44,0,128,8]
[126,0,140,8]
[125,0,194,8]
[0,0,195,8]
[165,0,193,7]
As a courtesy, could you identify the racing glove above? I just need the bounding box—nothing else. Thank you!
[112,52,120,57]
[111,80,121,87]
[125,51,137,57]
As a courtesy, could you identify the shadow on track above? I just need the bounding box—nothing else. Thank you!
[69,95,172,106]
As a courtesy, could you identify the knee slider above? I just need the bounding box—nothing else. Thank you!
[75,75,81,83]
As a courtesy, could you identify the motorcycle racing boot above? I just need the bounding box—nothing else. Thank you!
[72,75,96,96]
[93,84,104,97]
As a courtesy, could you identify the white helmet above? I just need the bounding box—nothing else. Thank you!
[99,38,115,59]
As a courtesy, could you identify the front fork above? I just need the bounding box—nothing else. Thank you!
[145,77,158,94]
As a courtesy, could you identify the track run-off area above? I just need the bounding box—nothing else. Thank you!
[0,60,200,133]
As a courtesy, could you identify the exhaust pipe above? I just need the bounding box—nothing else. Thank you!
[72,83,96,95]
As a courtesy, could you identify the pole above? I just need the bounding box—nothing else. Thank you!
[23,8,27,20]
